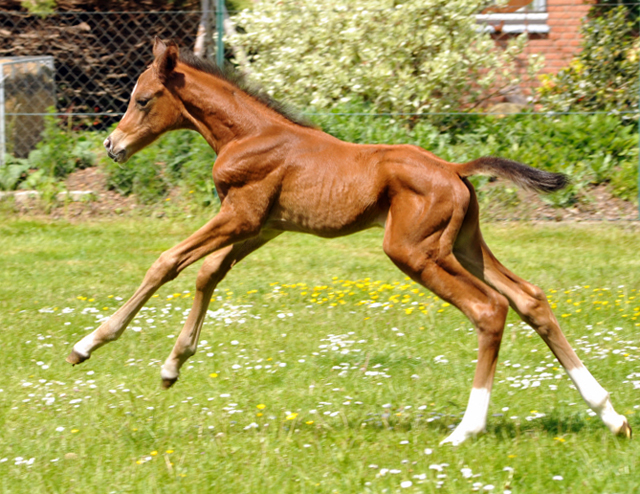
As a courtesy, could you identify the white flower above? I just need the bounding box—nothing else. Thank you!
[401,481,412,488]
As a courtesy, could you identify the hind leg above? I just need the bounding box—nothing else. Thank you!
[383,188,510,445]
[454,188,631,437]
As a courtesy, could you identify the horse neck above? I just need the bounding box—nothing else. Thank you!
[172,65,284,154]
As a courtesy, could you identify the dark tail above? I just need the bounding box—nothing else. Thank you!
[455,156,568,193]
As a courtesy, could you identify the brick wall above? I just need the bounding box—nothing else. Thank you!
[524,0,591,74]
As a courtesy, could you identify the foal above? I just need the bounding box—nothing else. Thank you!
[67,38,631,445]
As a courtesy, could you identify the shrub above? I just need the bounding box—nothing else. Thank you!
[26,113,98,179]
[537,6,638,114]
[0,155,30,191]
[228,0,538,116]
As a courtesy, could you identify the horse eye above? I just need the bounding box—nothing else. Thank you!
[137,98,150,108]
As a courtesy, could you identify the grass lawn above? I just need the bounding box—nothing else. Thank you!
[0,213,638,493]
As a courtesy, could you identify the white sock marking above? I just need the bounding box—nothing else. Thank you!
[441,387,491,446]
[73,332,97,358]
[160,361,179,381]
[566,366,626,433]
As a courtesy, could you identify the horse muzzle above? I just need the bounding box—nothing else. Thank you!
[104,135,128,163]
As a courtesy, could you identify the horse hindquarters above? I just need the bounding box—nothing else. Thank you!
[452,181,631,438]
[382,173,510,445]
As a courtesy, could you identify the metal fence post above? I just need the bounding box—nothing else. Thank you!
[216,0,224,68]
[0,65,5,164]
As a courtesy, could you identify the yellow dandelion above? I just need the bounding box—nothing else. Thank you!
[209,373,218,378]
[257,404,266,410]
[150,451,158,456]
[306,421,314,425]
[286,413,298,420]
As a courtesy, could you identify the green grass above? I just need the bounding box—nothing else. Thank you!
[0,214,639,493]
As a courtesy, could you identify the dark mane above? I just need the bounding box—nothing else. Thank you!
[178,49,316,129]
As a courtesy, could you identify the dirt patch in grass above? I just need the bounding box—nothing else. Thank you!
[479,182,637,223]
[60,167,138,217]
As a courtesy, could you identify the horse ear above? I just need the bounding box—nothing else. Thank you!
[153,37,179,83]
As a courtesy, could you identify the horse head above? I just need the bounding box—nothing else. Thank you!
[104,38,185,163]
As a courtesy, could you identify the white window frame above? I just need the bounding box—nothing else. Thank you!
[476,0,549,34]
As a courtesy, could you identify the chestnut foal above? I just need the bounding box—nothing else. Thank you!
[67,39,631,445]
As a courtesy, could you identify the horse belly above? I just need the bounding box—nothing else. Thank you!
[267,179,384,237]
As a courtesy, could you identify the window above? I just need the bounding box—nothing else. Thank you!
[477,0,549,35]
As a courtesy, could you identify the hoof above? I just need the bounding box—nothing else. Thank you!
[161,377,178,390]
[617,419,632,439]
[440,431,469,447]
[66,349,89,366]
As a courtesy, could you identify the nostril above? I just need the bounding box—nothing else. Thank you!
[103,136,112,150]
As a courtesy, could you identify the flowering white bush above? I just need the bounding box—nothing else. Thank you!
[227,0,539,114]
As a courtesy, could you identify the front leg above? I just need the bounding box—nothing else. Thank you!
[160,232,279,388]
[66,207,261,365]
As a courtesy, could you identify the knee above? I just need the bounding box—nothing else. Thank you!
[475,293,509,338]
[195,247,234,292]
[196,261,223,292]
[147,252,180,285]
[522,285,546,313]
[519,285,553,335]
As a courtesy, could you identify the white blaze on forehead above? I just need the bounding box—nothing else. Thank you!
[117,79,139,125]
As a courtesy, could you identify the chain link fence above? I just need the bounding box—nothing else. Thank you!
[0,4,596,121]
[0,10,201,135]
